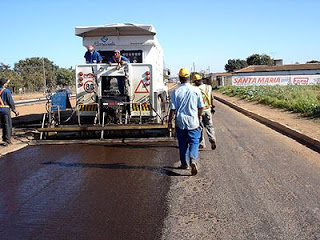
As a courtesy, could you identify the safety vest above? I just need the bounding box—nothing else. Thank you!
[0,88,9,108]
[113,55,122,64]
[198,84,212,111]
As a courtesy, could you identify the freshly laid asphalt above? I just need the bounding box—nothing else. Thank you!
[1,100,320,239]
[0,142,178,240]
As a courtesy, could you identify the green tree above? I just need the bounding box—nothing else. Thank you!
[306,60,320,63]
[0,62,23,93]
[0,62,11,71]
[56,67,75,87]
[224,59,248,72]
[2,70,24,93]
[246,54,274,66]
[14,57,58,91]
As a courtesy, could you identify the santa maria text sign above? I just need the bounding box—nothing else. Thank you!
[232,75,320,86]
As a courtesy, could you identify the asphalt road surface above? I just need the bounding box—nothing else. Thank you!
[0,143,178,239]
[1,101,320,240]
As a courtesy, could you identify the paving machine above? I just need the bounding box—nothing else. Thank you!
[39,23,172,140]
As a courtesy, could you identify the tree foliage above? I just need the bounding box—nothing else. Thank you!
[246,54,274,66]
[225,59,248,73]
[0,57,76,93]
[56,67,75,86]
[0,63,23,92]
[0,63,11,71]
[225,54,274,72]
[306,60,320,64]
[14,57,59,91]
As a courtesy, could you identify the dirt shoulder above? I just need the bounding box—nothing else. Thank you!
[13,92,45,101]
[0,100,76,155]
[213,91,320,141]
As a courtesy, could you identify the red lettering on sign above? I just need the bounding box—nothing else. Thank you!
[293,77,309,84]
[83,73,97,78]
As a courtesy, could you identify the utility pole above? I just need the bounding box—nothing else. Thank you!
[193,62,195,72]
[42,57,46,91]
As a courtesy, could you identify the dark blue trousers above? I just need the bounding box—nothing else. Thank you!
[0,109,12,143]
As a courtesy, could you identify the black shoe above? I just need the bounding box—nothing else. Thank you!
[178,164,190,170]
[3,140,12,146]
[211,141,216,150]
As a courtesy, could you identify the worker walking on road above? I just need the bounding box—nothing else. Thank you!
[168,68,204,176]
[84,45,103,64]
[0,74,19,146]
[192,73,216,150]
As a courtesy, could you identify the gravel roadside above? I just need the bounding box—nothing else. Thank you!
[161,101,320,240]
[213,92,320,141]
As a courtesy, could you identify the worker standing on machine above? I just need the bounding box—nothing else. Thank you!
[0,74,19,146]
[192,73,216,150]
[168,68,204,176]
[84,45,103,64]
[108,49,130,70]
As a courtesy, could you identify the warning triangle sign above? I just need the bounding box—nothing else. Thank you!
[134,80,149,93]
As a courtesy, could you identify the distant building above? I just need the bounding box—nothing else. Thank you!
[273,59,283,66]
[215,63,320,87]
[214,72,233,87]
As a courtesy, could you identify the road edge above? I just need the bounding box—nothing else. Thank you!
[0,142,29,158]
[215,96,320,153]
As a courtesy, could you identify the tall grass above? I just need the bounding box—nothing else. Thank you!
[217,85,320,118]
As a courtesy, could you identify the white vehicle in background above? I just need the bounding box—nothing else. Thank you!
[75,23,168,125]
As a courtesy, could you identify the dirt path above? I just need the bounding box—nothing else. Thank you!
[162,101,320,240]
[13,92,45,101]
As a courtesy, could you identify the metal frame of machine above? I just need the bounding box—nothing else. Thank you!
[38,23,171,140]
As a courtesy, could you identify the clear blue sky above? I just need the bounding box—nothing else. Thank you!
[1,0,319,75]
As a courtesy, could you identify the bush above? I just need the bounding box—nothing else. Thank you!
[217,85,320,118]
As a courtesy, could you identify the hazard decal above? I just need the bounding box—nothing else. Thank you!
[134,80,149,93]
[132,103,151,111]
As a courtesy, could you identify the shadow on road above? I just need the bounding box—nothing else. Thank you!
[42,161,190,177]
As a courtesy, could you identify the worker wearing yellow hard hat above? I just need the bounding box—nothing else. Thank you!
[192,72,216,150]
[178,68,190,78]
[192,73,202,82]
[168,68,204,175]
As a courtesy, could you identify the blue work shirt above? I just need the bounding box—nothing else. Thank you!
[84,50,103,63]
[0,87,15,113]
[108,55,130,64]
[170,83,204,130]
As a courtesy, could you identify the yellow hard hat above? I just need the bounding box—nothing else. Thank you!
[179,68,190,78]
[192,73,202,82]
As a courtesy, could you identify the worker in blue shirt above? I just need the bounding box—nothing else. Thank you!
[84,45,103,64]
[168,68,204,176]
[108,49,130,70]
[0,74,19,146]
